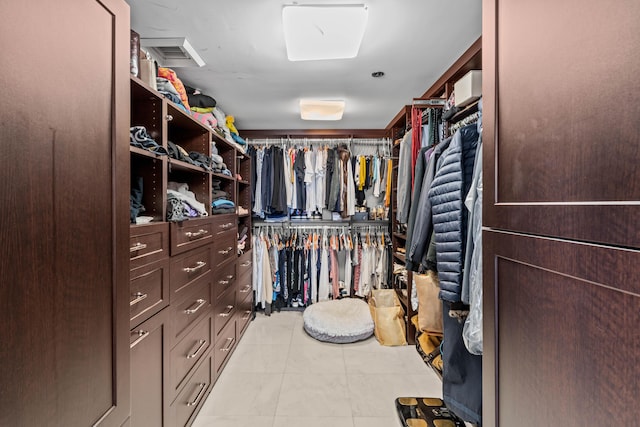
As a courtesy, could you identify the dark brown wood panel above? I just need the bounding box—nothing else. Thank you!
[130,308,170,427]
[0,0,130,425]
[420,37,482,99]
[484,0,640,248]
[484,230,640,426]
[242,129,387,139]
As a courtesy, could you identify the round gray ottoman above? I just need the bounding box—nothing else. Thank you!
[303,298,374,344]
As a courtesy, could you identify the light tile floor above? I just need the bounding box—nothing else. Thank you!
[192,311,445,427]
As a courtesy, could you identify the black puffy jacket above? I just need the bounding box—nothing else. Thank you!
[427,124,479,302]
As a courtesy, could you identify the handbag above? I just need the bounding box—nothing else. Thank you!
[414,270,443,335]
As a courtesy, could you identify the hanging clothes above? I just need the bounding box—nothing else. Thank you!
[253,149,264,217]
[315,147,327,213]
[318,232,330,301]
[396,130,412,223]
[304,148,317,216]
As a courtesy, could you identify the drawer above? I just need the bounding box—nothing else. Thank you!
[170,217,214,256]
[130,309,169,427]
[236,271,253,300]
[130,222,169,269]
[213,287,236,341]
[171,354,212,427]
[210,214,237,236]
[212,233,236,268]
[213,259,237,302]
[213,318,236,377]
[236,286,253,337]
[170,245,212,300]
[171,315,212,397]
[237,249,253,278]
[173,275,211,342]
[130,258,170,329]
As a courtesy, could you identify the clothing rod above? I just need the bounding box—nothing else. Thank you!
[246,138,391,146]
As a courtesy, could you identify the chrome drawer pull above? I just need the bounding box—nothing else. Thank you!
[130,330,150,349]
[183,261,206,273]
[240,261,252,267]
[184,299,206,315]
[218,280,230,285]
[186,383,207,407]
[226,275,234,279]
[218,246,233,255]
[130,242,147,252]
[185,229,208,239]
[239,286,251,293]
[242,310,251,321]
[220,337,235,352]
[219,222,234,230]
[130,292,148,306]
[218,305,234,317]
[187,339,207,359]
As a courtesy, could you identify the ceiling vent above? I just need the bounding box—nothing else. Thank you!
[140,37,205,68]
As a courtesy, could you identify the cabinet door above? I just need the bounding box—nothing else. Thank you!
[483,1,640,425]
[131,309,170,427]
[0,0,130,425]
[483,0,640,247]
[483,231,640,426]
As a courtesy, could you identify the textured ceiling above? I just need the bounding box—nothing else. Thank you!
[127,0,482,131]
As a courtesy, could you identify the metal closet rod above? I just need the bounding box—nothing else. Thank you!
[253,223,389,231]
[246,137,391,147]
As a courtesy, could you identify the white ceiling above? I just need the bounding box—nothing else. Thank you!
[127,0,482,131]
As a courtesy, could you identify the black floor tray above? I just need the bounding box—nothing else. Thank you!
[395,397,466,427]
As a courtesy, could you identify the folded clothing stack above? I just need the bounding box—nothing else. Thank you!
[167,141,215,172]
[211,179,235,214]
[130,126,168,155]
[166,181,208,222]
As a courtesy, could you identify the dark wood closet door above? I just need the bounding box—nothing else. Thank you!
[484,231,640,426]
[483,0,640,425]
[484,0,640,248]
[0,0,130,426]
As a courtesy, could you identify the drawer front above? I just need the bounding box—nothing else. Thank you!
[214,318,237,377]
[236,271,253,301]
[170,245,212,299]
[213,259,237,302]
[130,223,169,269]
[130,309,169,427]
[213,287,236,340]
[211,214,236,236]
[236,286,253,337]
[237,249,253,278]
[172,355,212,427]
[212,232,236,268]
[173,276,212,342]
[171,315,212,397]
[170,217,214,256]
[130,258,170,329]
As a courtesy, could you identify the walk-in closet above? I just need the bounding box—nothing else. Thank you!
[2,1,638,427]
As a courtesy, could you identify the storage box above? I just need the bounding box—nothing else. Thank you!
[454,70,482,107]
[353,211,368,221]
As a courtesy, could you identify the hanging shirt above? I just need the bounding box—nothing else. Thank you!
[253,148,264,216]
[304,148,316,215]
[315,147,327,212]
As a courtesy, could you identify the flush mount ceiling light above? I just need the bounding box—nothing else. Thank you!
[282,4,368,61]
[300,99,346,120]
[140,37,205,68]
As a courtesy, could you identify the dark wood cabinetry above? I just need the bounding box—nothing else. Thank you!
[0,0,130,425]
[129,76,252,425]
[483,0,640,425]
[130,308,171,427]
